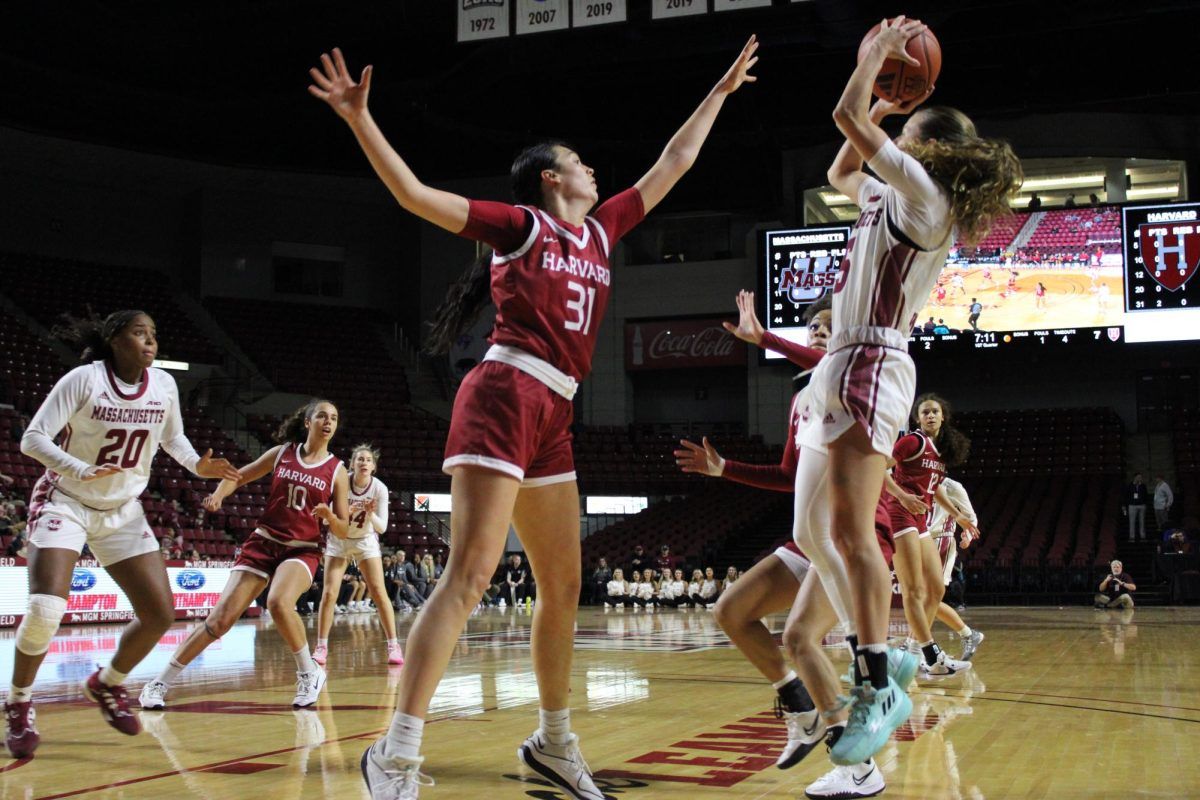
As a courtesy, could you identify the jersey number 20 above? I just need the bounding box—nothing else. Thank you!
[97,429,150,469]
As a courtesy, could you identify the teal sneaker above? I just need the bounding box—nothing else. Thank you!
[829,679,912,766]
[840,647,919,691]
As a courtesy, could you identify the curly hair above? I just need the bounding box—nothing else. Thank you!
[901,107,1023,247]
[912,392,971,468]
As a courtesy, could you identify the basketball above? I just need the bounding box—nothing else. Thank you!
[857,19,942,103]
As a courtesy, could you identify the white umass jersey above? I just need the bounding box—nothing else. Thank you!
[21,361,200,511]
[347,475,389,539]
[929,477,977,539]
[836,139,954,338]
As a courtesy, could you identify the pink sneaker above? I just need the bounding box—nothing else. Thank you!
[5,701,39,759]
[312,644,328,666]
[82,670,140,736]
[387,643,405,666]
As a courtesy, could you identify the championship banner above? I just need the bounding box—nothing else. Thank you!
[0,561,236,627]
[713,0,771,10]
[458,0,510,42]
[516,0,570,34]
[652,0,707,19]
[572,0,626,27]
[625,317,746,371]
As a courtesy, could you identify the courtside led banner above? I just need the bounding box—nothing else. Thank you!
[0,561,235,627]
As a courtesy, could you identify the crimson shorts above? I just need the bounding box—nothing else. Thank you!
[443,361,576,487]
[875,518,895,567]
[889,504,931,539]
[233,532,321,582]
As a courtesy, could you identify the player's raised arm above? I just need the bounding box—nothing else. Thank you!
[309,48,469,234]
[204,445,280,511]
[634,36,758,214]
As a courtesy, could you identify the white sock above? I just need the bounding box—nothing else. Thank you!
[540,707,571,745]
[8,684,32,704]
[385,712,424,760]
[957,625,972,638]
[771,670,798,690]
[294,647,317,673]
[317,638,328,648]
[158,658,186,686]
[386,638,399,649]
[99,664,129,687]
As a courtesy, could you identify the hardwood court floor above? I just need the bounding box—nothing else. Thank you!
[1,605,1197,799]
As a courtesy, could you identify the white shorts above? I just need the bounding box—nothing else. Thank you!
[28,492,157,567]
[325,533,382,564]
[942,548,957,586]
[773,546,812,584]
[799,327,915,457]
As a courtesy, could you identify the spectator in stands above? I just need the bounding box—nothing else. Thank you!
[187,547,201,562]
[696,567,720,608]
[499,554,530,607]
[654,570,679,608]
[0,501,17,535]
[1095,561,1136,609]
[0,471,13,489]
[421,553,439,596]
[391,550,425,610]
[686,569,704,607]
[626,570,646,607]
[590,558,612,605]
[1154,475,1174,530]
[669,569,687,607]
[1163,529,1193,555]
[1028,193,1042,211]
[1126,472,1148,541]
[922,317,936,334]
[404,552,428,599]
[299,562,324,616]
[6,528,27,558]
[933,319,950,335]
[159,538,173,559]
[722,566,739,594]
[655,544,678,575]
[9,415,27,443]
[968,298,983,331]
[1088,193,1100,206]
[1064,192,1076,208]
[604,568,628,608]
[629,544,647,575]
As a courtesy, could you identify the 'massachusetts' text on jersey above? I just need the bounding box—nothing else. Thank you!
[21,361,199,510]
[347,475,388,540]
[458,189,645,381]
[258,443,343,546]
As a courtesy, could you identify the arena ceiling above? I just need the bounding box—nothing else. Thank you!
[2,1,1197,212]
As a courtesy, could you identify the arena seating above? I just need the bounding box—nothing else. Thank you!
[0,253,223,365]
[1021,208,1122,257]
[962,213,1024,253]
[1173,416,1198,527]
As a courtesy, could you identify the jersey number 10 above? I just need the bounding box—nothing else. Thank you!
[287,484,308,512]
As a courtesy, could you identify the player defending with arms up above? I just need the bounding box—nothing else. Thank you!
[794,16,1020,765]
[6,311,239,758]
[308,39,758,799]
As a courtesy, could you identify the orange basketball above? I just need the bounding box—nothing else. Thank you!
[857,20,942,103]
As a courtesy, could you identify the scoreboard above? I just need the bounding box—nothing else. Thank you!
[1122,202,1200,342]
[758,225,850,361]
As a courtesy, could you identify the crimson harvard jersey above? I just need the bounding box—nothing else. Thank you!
[258,443,343,545]
[459,189,645,381]
[889,431,945,511]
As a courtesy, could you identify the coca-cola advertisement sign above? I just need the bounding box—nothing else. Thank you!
[625,317,746,371]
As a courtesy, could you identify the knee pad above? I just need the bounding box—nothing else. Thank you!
[15,594,67,656]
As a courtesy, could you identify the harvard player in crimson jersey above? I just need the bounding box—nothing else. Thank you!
[884,394,977,680]
[4,311,239,759]
[138,400,350,712]
[310,40,759,799]
[795,16,1020,769]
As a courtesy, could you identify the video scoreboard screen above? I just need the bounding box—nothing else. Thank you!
[758,202,1200,357]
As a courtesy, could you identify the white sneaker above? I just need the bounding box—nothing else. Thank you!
[518,729,603,800]
[498,599,506,608]
[360,739,434,799]
[921,651,972,677]
[139,679,168,710]
[293,666,327,708]
[336,605,348,615]
[805,758,885,798]
[960,629,985,661]
[776,707,826,769]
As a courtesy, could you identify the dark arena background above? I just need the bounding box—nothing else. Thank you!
[0,2,1198,798]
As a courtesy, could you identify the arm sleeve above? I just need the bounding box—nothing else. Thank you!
[758,332,825,370]
[591,187,646,245]
[458,200,534,255]
[158,378,202,475]
[370,485,389,533]
[721,460,793,493]
[866,140,951,248]
[20,367,94,480]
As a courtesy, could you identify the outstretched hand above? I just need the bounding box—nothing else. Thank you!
[202,493,223,513]
[673,437,725,477]
[196,449,242,482]
[722,290,765,345]
[308,47,373,123]
[713,35,759,95]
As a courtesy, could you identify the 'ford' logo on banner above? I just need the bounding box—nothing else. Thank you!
[175,570,206,591]
[70,569,97,592]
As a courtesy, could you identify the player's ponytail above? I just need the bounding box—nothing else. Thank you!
[425,140,572,356]
[54,309,148,364]
[274,398,336,444]
[902,107,1023,247]
[913,392,971,468]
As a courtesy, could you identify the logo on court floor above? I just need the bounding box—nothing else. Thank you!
[70,568,97,592]
[1138,223,1200,292]
[175,569,206,591]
